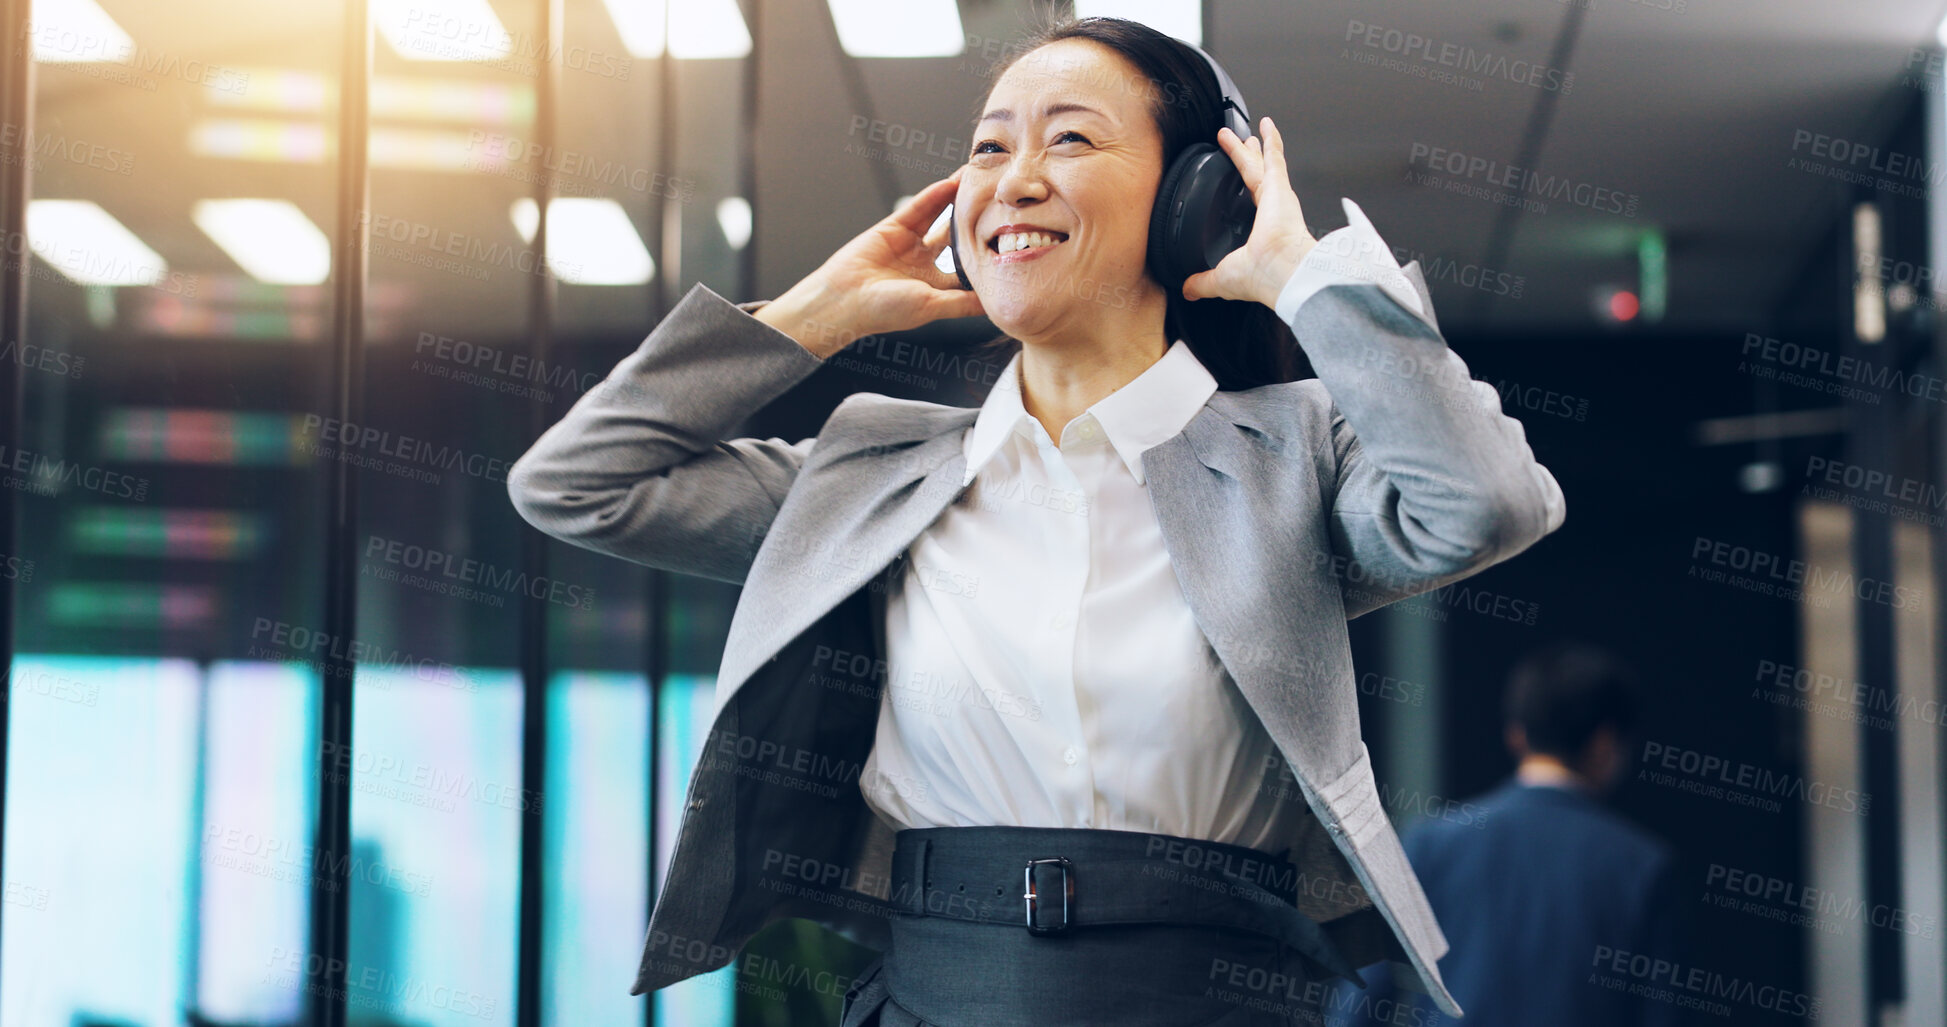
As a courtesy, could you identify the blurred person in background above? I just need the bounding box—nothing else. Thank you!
[1328,642,1686,1027]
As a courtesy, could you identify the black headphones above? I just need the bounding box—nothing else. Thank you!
[945,40,1257,295]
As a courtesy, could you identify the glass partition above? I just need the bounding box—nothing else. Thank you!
[2,0,754,1023]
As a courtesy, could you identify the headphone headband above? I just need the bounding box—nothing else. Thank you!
[1180,40,1251,141]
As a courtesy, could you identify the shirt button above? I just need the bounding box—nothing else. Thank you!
[1050,613,1073,629]
[1078,423,1099,440]
[1063,748,1079,766]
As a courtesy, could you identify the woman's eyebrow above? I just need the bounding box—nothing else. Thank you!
[976,101,1108,125]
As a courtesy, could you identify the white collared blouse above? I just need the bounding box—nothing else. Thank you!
[859,199,1424,851]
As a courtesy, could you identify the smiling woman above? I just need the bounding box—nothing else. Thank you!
[509,12,1566,1027]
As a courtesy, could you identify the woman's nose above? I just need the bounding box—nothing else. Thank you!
[993,153,1050,206]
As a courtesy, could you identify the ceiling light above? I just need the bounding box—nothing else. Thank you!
[192,199,332,285]
[1074,0,1201,46]
[27,0,133,63]
[827,0,963,58]
[510,197,655,285]
[25,200,168,287]
[375,0,514,63]
[605,0,752,59]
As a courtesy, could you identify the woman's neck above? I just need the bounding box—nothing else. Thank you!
[1014,304,1171,444]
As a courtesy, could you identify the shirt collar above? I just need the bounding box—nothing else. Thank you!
[961,339,1218,487]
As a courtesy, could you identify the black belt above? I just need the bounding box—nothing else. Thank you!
[887,825,1367,989]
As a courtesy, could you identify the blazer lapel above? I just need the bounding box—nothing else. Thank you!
[1185,391,1284,479]
[713,415,976,711]
[1140,405,1262,667]
[1142,396,1351,793]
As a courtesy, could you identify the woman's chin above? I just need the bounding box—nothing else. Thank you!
[983,310,1052,343]
[973,288,1065,339]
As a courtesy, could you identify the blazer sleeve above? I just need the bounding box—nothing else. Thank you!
[1277,202,1567,619]
[506,281,829,586]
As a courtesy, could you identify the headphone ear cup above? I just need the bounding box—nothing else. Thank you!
[1148,142,1256,294]
[1146,145,1204,291]
[948,206,972,291]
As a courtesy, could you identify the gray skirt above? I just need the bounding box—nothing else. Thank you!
[838,826,1351,1027]
[840,915,1340,1026]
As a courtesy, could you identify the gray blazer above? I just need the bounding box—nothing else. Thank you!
[507,266,1566,1019]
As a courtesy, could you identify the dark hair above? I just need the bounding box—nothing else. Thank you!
[1501,642,1641,761]
[970,16,1312,391]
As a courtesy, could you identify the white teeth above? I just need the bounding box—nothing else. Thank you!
[997,231,1064,254]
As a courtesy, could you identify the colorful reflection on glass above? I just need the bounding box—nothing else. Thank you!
[656,672,735,1025]
[347,665,523,1026]
[1,656,201,1027]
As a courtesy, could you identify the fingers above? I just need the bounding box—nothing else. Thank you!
[928,286,986,322]
[1260,117,1288,182]
[1181,269,1210,303]
[890,170,963,236]
[1242,117,1299,220]
[914,260,963,294]
[1217,126,1264,193]
[1183,253,1252,304]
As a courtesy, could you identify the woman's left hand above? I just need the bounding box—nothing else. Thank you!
[1180,116,1318,310]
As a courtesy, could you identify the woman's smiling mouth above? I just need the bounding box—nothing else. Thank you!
[988,225,1070,261]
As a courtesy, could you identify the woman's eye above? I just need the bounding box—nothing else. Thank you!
[967,132,1085,159]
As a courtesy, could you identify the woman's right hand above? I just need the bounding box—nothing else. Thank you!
[754,170,986,358]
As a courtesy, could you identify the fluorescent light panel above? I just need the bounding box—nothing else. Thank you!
[189,119,328,163]
[827,0,963,57]
[27,0,133,63]
[375,0,514,62]
[372,76,533,122]
[510,198,655,285]
[25,200,168,287]
[1074,0,1202,45]
[206,72,530,125]
[201,123,518,173]
[371,126,503,171]
[203,69,330,112]
[605,0,752,59]
[192,199,331,285]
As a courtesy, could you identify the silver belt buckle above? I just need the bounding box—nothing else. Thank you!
[1023,856,1073,934]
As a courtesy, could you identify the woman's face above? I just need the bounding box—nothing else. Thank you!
[958,38,1168,341]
